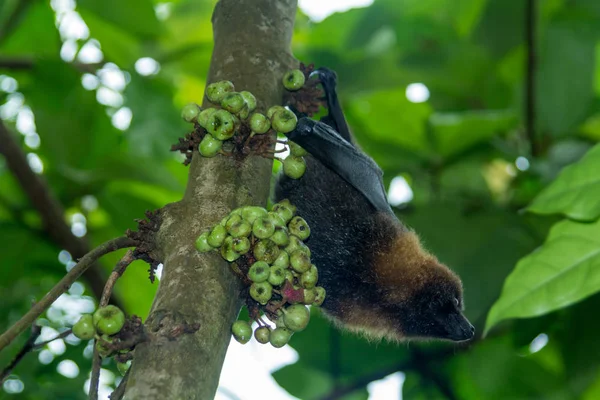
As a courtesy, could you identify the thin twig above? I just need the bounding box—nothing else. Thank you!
[109,369,130,400]
[89,346,102,400]
[100,251,136,307]
[90,251,136,399]
[0,120,111,301]
[31,329,72,350]
[525,0,538,156]
[0,237,139,353]
[0,324,40,384]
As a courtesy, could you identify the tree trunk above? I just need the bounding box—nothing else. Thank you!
[123,0,297,398]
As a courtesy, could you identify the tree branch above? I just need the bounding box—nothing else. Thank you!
[123,0,297,398]
[0,119,112,301]
[0,236,138,353]
[0,323,40,384]
[525,0,538,156]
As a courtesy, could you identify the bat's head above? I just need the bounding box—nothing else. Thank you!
[371,229,475,342]
[396,261,475,342]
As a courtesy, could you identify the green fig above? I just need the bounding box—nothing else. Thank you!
[248,261,270,283]
[231,320,252,344]
[181,103,200,123]
[282,69,305,91]
[206,80,235,103]
[250,281,273,305]
[249,113,271,134]
[272,109,298,133]
[282,304,310,332]
[199,134,223,158]
[93,306,125,335]
[195,231,213,253]
[72,314,95,340]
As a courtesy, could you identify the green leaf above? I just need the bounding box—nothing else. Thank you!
[528,143,600,221]
[78,0,160,38]
[273,363,333,399]
[346,89,433,156]
[537,18,596,136]
[485,218,600,334]
[430,110,517,158]
[0,2,59,56]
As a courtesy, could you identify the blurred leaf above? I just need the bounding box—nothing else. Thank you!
[537,18,597,136]
[124,75,186,160]
[273,362,333,399]
[78,0,160,38]
[80,12,142,67]
[347,89,433,156]
[474,0,523,58]
[449,336,570,399]
[430,110,517,158]
[528,143,600,220]
[555,293,600,395]
[21,60,121,171]
[485,218,600,334]
[0,2,59,56]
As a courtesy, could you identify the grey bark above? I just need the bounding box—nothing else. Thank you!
[123,1,297,399]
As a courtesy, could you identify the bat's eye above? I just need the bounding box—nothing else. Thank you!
[453,298,459,307]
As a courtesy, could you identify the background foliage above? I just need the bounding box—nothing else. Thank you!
[1,0,600,399]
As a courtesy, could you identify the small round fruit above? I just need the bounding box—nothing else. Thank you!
[207,109,236,140]
[270,327,293,348]
[268,265,286,286]
[267,212,286,228]
[289,141,307,156]
[72,314,95,340]
[199,134,222,158]
[238,104,250,120]
[254,326,271,344]
[253,239,280,264]
[272,109,298,133]
[285,236,310,257]
[252,217,275,239]
[249,113,271,134]
[248,261,270,283]
[267,105,286,119]
[282,69,305,91]
[271,227,289,247]
[206,80,235,103]
[272,203,294,223]
[181,103,200,123]
[221,92,245,114]
[303,288,317,304]
[282,304,310,332]
[231,320,252,344]
[301,265,318,289]
[288,216,310,240]
[250,281,273,305]
[241,206,268,224]
[283,156,306,179]
[314,286,326,306]
[290,250,311,273]
[232,237,251,254]
[240,91,257,111]
[273,251,289,268]
[225,214,242,230]
[195,232,213,253]
[221,236,241,262]
[93,305,125,335]
[277,199,297,214]
[198,108,217,128]
[207,224,227,248]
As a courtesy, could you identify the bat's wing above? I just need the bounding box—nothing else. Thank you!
[287,118,393,214]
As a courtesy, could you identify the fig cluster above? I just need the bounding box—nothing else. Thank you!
[72,305,125,357]
[195,199,326,348]
[181,69,309,181]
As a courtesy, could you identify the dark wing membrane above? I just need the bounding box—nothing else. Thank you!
[287,118,393,214]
